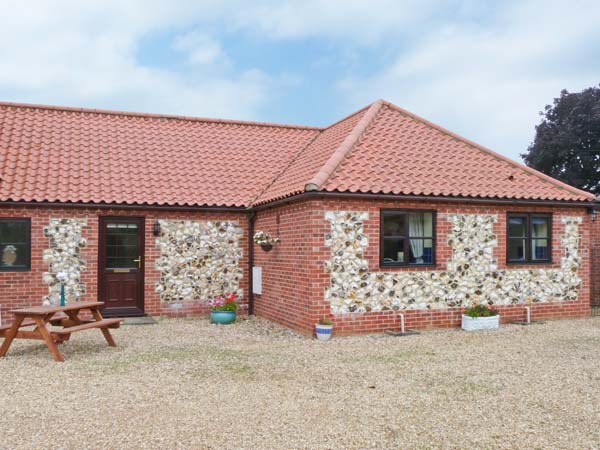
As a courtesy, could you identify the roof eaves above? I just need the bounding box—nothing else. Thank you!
[382,101,595,201]
[304,99,384,192]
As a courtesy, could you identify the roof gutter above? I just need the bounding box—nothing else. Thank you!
[0,200,248,213]
[251,191,598,211]
[247,211,256,316]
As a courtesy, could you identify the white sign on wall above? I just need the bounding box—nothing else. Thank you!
[252,266,262,295]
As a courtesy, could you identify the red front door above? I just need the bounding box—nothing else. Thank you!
[98,217,145,317]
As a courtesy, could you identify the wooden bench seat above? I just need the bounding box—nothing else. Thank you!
[52,318,122,335]
[0,319,37,331]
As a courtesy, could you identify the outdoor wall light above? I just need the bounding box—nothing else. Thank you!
[588,208,597,222]
[153,220,162,236]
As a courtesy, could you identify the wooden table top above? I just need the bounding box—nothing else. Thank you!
[11,301,104,316]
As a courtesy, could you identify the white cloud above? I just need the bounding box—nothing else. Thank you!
[173,31,226,66]
[226,0,440,43]
[0,0,271,119]
[337,0,600,160]
[0,0,597,162]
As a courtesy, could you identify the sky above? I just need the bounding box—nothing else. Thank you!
[0,1,599,161]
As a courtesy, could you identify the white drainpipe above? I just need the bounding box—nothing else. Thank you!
[525,306,531,324]
[399,313,405,334]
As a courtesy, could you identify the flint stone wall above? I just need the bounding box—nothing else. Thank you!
[155,220,243,303]
[42,218,88,305]
[325,211,582,314]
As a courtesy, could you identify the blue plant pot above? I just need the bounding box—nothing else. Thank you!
[210,310,237,325]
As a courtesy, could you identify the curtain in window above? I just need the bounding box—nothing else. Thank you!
[409,213,424,262]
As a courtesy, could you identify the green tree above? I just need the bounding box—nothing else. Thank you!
[522,85,600,195]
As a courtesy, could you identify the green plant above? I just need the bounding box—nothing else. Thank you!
[464,304,498,317]
[318,318,333,326]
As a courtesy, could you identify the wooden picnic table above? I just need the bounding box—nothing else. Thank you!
[0,301,122,362]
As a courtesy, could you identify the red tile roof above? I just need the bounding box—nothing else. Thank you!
[320,101,594,202]
[0,102,319,207]
[0,100,593,208]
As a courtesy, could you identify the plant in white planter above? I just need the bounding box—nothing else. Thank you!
[315,318,333,341]
[462,304,500,331]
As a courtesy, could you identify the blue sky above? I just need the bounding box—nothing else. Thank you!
[0,1,599,161]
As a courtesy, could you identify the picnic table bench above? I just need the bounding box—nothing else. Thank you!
[0,301,122,362]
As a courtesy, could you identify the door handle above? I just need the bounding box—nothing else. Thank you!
[133,257,142,269]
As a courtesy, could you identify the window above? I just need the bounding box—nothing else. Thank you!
[507,213,551,263]
[380,210,435,267]
[0,218,31,271]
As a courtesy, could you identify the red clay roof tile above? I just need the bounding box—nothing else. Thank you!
[0,99,593,208]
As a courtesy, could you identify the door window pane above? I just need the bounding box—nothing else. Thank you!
[105,222,139,269]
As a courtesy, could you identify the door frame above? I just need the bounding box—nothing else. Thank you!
[97,216,145,317]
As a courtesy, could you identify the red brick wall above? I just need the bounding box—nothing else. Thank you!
[253,201,321,334]
[255,198,591,336]
[0,205,248,324]
[591,218,600,306]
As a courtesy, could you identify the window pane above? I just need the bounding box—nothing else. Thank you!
[383,213,406,237]
[532,217,549,238]
[0,243,28,268]
[508,238,526,261]
[408,212,433,237]
[383,238,405,264]
[532,238,549,260]
[508,217,526,238]
[0,221,28,243]
[409,238,433,264]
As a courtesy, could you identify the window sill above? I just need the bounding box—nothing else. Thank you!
[506,261,553,266]
[0,267,31,272]
[379,263,437,269]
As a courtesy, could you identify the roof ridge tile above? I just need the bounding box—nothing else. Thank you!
[0,101,322,131]
[305,100,384,191]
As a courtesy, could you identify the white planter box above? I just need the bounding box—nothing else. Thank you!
[461,314,500,331]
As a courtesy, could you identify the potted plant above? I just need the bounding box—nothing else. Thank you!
[209,293,238,325]
[461,304,500,331]
[253,231,281,252]
[315,318,333,341]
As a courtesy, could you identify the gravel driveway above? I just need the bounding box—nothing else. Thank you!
[1,316,598,449]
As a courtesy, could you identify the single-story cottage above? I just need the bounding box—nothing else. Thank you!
[0,99,597,335]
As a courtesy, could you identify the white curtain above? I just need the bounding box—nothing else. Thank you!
[409,213,424,263]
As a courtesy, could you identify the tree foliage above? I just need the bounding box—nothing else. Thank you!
[522,85,600,195]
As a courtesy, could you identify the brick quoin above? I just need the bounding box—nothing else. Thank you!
[253,197,592,336]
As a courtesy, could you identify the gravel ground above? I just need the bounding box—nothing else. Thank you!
[0,316,598,450]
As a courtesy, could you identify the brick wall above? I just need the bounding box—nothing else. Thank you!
[0,205,249,324]
[590,218,600,306]
[254,198,591,336]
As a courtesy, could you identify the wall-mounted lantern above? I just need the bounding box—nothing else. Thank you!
[153,220,162,236]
